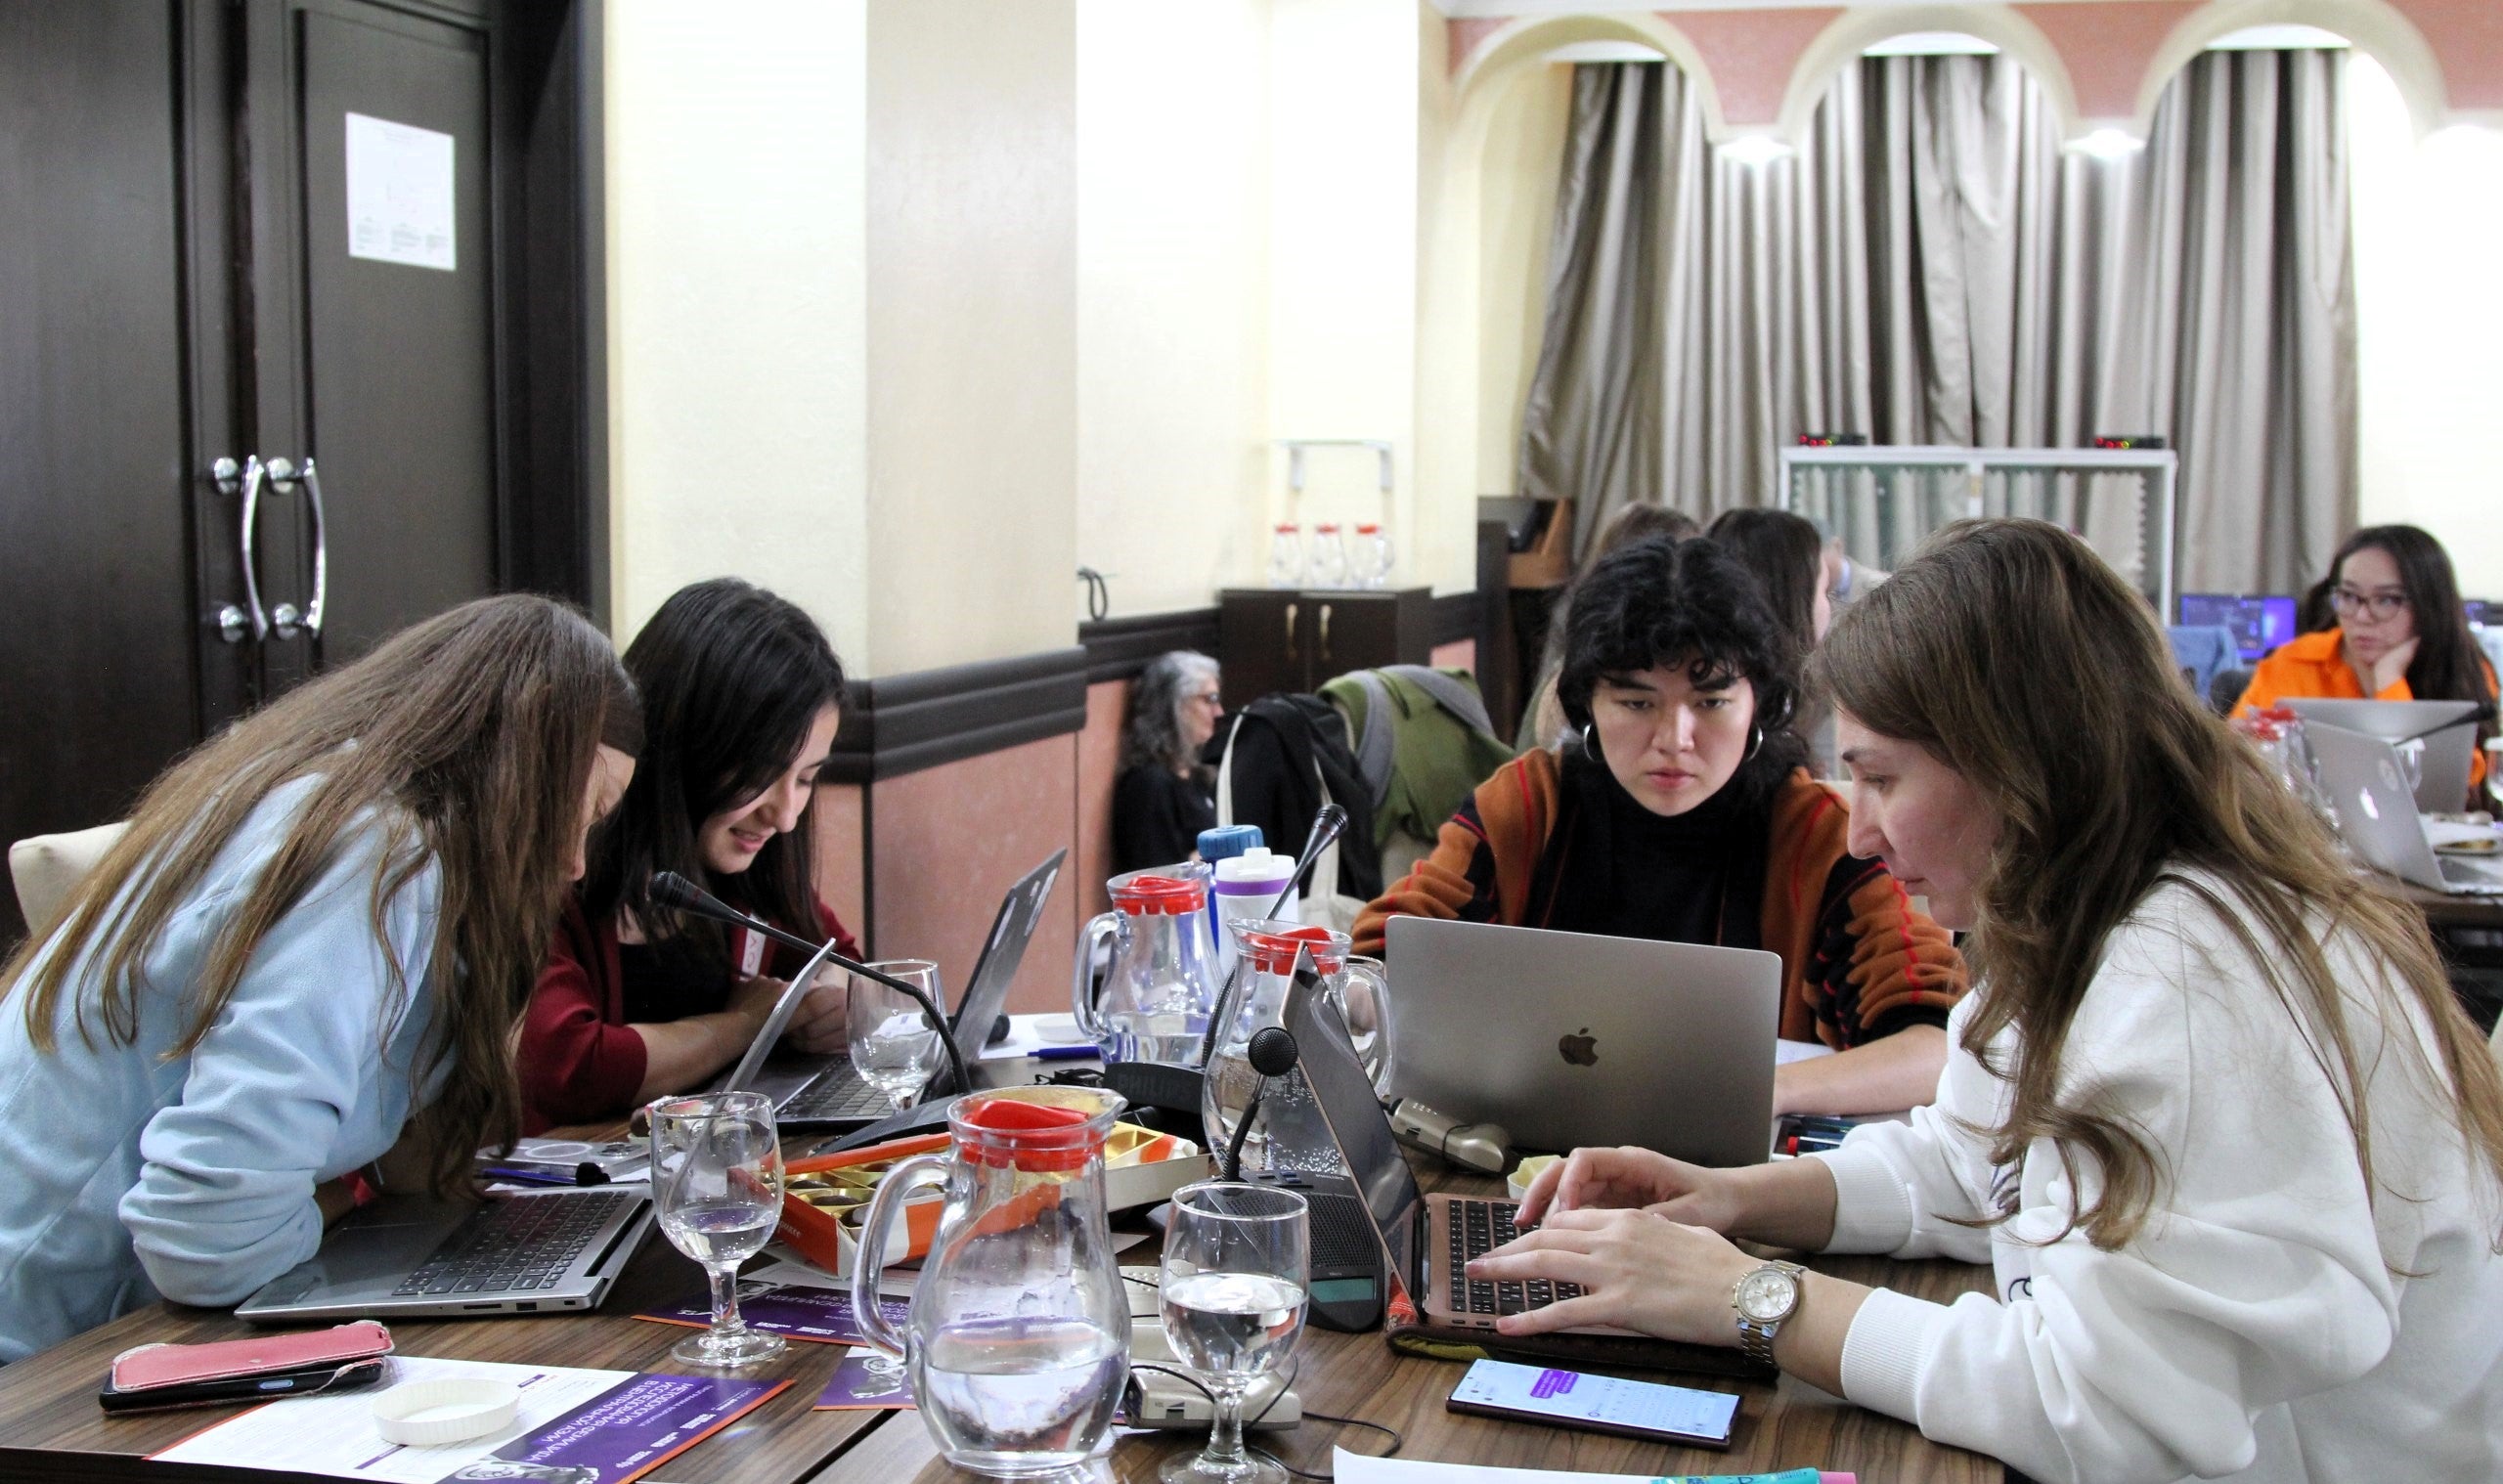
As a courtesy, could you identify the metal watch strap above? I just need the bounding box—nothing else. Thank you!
[1735,1260,1805,1366]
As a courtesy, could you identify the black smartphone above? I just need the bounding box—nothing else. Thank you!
[1445,1359,1738,1448]
[98,1356,390,1414]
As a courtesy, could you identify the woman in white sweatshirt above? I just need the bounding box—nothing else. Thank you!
[1475,518,2503,1484]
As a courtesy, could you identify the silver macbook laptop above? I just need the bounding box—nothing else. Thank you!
[2307,722,2503,896]
[2284,699,2481,813]
[238,1186,653,1324]
[746,849,1066,1127]
[1383,917,1781,1167]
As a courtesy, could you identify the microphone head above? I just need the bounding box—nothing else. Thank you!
[649,870,744,928]
[1247,1026,1299,1078]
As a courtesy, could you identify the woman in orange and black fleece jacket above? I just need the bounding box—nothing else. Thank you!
[1354,536,1966,1116]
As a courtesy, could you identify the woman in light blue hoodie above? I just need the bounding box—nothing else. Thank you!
[0,594,641,1362]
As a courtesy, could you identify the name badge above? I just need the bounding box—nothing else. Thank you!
[737,927,768,979]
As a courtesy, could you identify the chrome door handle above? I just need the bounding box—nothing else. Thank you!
[270,457,327,639]
[210,456,272,643]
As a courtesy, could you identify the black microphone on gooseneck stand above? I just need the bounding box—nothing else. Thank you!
[1220,1026,1301,1183]
[647,870,972,1101]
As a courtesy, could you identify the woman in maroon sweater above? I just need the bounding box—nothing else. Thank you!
[519,579,857,1133]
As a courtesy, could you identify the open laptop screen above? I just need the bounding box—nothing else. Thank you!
[943,849,1066,1067]
[1285,969,1423,1294]
[2177,592,2298,662]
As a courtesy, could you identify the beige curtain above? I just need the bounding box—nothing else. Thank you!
[1517,50,2355,592]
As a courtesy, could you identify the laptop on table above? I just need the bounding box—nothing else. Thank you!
[2283,699,2481,815]
[744,849,1066,1128]
[238,1185,652,1324]
[1284,973,1770,1377]
[1383,917,1782,1166]
[2306,723,2503,897]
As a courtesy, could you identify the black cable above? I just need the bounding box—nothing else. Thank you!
[1128,1357,1401,1481]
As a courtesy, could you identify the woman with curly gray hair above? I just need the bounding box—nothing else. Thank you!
[1111,651,1223,873]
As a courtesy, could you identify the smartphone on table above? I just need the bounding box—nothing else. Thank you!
[1446,1358,1738,1448]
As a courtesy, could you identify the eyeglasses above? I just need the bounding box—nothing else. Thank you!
[1190,690,1224,708]
[2328,588,2408,619]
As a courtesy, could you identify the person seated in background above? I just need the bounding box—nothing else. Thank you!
[0,597,639,1362]
[1357,536,1966,1116]
[1111,650,1224,874]
[1706,507,1831,654]
[518,579,856,1134]
[1709,506,1836,774]
[1478,519,2503,1484]
[1516,502,1700,752]
[2235,523,2496,799]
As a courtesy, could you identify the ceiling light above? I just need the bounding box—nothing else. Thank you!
[2064,127,2145,158]
[1719,133,1795,167]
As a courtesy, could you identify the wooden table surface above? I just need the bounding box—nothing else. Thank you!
[0,1108,2003,1484]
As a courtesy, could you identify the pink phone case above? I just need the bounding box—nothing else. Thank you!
[110,1320,394,1392]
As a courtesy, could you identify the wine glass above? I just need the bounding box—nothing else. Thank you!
[648,1090,786,1368]
[1159,1181,1309,1484]
[847,959,944,1111]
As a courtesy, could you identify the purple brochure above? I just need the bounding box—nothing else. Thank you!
[813,1351,917,1411]
[477,1373,786,1483]
[635,1284,911,1346]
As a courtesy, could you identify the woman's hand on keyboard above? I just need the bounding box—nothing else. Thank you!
[1515,1146,1740,1236]
[1467,1206,1755,1344]
[782,964,850,1055]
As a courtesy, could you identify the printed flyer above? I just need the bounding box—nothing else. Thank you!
[152,1356,785,1484]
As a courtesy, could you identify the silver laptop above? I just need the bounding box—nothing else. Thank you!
[238,1185,653,1323]
[2307,721,2503,896]
[2284,699,2481,813]
[1383,917,1781,1167]
[746,849,1066,1127]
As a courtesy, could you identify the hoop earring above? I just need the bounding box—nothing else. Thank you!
[1743,724,1765,764]
[1580,723,1598,756]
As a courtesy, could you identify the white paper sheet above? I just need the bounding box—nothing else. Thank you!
[346,112,456,271]
[1775,1038,1836,1066]
[153,1356,631,1482]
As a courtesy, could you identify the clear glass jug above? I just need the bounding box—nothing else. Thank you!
[1202,921,1394,1175]
[851,1086,1132,1479]
[1073,864,1223,1065]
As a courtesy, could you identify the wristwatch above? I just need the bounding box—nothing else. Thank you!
[1731,1259,1805,1366]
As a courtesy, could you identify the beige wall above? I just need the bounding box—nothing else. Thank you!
[604,1,868,655]
[1075,1,1273,620]
[2351,55,2503,601]
[865,1,1079,674]
[1475,65,1572,499]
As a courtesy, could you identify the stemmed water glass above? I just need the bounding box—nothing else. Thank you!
[847,959,944,1112]
[648,1090,786,1368]
[1159,1181,1310,1484]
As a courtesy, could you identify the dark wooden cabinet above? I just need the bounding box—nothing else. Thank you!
[1216,587,1433,708]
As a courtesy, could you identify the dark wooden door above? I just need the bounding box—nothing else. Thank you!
[247,0,502,665]
[0,3,217,940]
[0,0,599,944]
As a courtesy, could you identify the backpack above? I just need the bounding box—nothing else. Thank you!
[1211,693,1382,930]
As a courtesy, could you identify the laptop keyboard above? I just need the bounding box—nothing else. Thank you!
[392,1191,631,1297]
[777,1065,892,1121]
[1447,1198,1586,1316]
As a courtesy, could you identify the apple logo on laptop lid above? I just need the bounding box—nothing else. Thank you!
[1558,1028,1598,1067]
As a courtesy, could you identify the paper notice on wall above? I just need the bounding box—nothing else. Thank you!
[345,111,456,271]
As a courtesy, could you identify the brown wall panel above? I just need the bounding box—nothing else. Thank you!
[868,732,1079,1017]
[1075,680,1128,920]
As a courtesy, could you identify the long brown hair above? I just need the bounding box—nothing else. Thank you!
[3,595,638,1194]
[1813,519,2503,1248]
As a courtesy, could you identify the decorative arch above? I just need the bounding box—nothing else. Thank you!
[1774,6,2086,146]
[1453,11,1736,142]
[2133,0,2448,138]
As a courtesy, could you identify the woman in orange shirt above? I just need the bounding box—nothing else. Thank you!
[2234,524,2495,801]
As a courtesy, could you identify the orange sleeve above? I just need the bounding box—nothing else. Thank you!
[1350,811,1494,957]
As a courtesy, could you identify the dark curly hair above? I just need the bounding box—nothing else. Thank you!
[1556,536,1807,804]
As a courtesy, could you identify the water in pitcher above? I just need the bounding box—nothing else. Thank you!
[915,1318,1128,1476]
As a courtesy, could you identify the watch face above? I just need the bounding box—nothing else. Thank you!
[1736,1268,1798,1323]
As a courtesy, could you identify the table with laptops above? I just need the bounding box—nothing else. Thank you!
[0,855,2001,1483]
